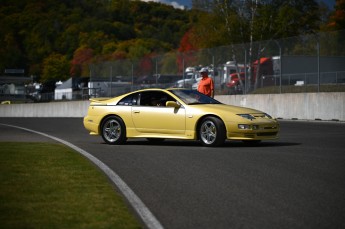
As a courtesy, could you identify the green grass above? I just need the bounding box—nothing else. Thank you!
[0,142,142,229]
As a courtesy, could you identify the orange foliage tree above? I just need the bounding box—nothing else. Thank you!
[177,29,199,73]
[327,0,345,30]
[70,47,94,77]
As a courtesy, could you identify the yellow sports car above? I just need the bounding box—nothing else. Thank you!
[83,88,279,147]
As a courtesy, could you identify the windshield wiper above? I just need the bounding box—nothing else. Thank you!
[188,102,221,105]
[187,102,202,105]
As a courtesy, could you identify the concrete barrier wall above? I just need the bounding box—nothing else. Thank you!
[216,92,345,121]
[1,93,344,121]
[0,100,90,118]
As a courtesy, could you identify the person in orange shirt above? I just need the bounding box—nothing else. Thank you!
[197,68,214,98]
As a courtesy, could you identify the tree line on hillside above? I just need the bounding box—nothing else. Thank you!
[0,0,192,82]
[0,0,343,85]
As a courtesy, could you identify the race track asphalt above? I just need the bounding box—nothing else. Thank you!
[1,118,345,229]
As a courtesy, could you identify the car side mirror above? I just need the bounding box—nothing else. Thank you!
[166,101,180,108]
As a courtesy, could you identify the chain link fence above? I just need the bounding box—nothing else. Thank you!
[88,30,345,98]
[1,30,344,103]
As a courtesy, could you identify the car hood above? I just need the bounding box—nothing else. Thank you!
[191,103,264,115]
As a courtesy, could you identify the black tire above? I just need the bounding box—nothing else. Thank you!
[198,117,226,147]
[101,116,126,145]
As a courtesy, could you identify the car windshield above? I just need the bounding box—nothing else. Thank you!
[169,89,221,105]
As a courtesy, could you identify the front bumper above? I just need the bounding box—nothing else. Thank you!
[227,121,280,140]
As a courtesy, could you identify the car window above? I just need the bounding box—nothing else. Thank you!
[169,89,221,105]
[139,91,175,107]
[117,93,138,106]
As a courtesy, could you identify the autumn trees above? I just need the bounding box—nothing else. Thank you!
[189,0,324,48]
[187,0,340,90]
[327,0,345,30]
[0,0,343,85]
[0,0,191,82]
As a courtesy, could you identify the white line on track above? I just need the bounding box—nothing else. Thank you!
[0,123,164,229]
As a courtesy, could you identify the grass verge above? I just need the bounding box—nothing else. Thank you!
[0,142,142,229]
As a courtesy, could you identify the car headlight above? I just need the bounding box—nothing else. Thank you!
[238,124,259,130]
[237,114,255,120]
[238,124,250,129]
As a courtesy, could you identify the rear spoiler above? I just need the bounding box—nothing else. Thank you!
[89,97,111,102]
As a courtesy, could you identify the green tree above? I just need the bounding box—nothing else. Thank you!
[192,0,322,91]
[41,54,70,83]
[0,0,192,79]
[160,52,180,74]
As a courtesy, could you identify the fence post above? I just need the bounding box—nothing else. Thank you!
[279,45,282,94]
[317,41,320,92]
[110,66,112,97]
[182,56,185,88]
[131,63,134,91]
[244,49,247,95]
[154,59,157,85]
[274,40,282,94]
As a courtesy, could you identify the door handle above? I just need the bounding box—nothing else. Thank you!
[133,110,140,114]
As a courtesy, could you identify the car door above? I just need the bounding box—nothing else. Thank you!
[131,91,186,134]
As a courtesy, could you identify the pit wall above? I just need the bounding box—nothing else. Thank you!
[216,93,344,121]
[0,93,344,121]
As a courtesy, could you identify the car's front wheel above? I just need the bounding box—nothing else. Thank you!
[199,117,226,147]
[101,116,126,145]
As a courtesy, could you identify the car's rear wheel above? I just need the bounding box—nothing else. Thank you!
[199,117,226,147]
[101,116,126,145]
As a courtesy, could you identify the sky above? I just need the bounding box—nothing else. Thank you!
[141,0,336,10]
[318,0,336,9]
[141,0,190,9]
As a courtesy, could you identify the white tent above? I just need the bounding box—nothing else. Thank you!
[54,78,73,100]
